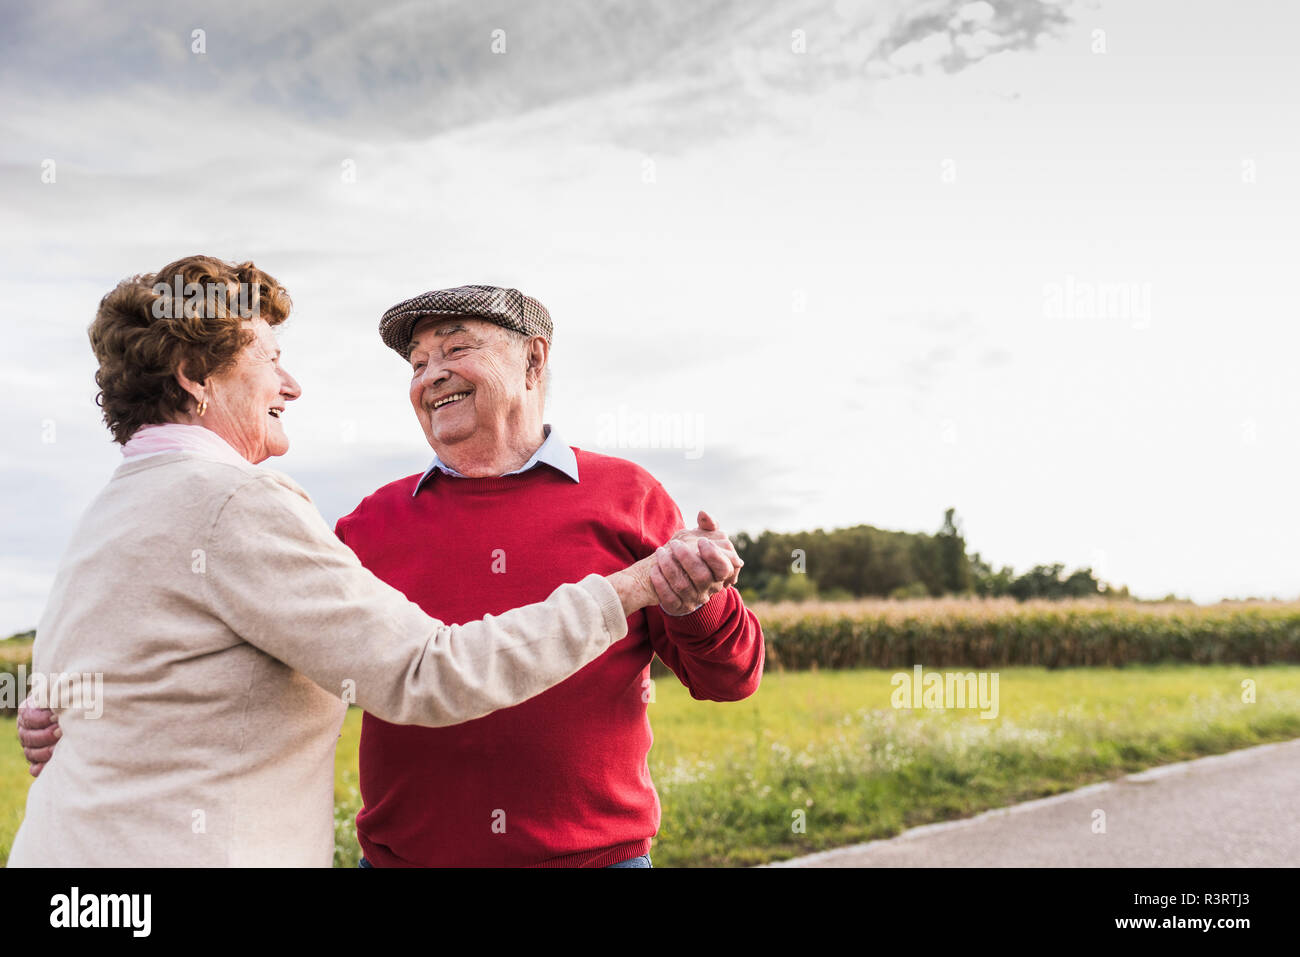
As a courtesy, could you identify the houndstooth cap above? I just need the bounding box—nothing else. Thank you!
[379,284,553,359]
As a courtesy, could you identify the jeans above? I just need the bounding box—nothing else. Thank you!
[359,854,652,868]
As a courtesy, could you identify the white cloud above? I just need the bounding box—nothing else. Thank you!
[3,0,1300,631]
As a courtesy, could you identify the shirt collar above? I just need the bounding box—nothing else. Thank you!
[412,424,579,496]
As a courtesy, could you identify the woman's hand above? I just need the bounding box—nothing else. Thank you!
[653,511,744,614]
[606,511,744,617]
[607,557,658,617]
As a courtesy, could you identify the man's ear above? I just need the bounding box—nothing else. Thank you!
[525,337,549,389]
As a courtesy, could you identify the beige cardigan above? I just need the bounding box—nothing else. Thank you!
[7,451,627,867]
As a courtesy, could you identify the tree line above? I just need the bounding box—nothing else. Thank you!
[733,508,1129,603]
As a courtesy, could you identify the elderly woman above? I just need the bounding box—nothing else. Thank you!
[7,255,740,867]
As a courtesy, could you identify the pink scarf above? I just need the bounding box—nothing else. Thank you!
[122,423,248,466]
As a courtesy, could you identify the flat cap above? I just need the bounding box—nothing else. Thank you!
[379,284,553,359]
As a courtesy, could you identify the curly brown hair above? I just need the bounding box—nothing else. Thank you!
[89,255,293,444]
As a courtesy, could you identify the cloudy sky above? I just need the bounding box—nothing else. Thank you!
[2,0,1298,631]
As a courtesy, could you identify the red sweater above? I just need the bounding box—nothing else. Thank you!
[335,447,764,867]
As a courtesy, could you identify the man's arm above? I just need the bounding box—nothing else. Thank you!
[640,487,765,702]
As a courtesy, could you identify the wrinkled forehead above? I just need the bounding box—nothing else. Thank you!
[409,315,502,348]
[244,317,280,353]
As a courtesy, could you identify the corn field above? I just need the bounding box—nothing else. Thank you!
[742,598,1300,670]
[8,599,1300,707]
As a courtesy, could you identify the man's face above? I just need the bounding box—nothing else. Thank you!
[407,317,530,452]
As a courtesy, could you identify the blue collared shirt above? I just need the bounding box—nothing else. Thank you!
[412,424,579,496]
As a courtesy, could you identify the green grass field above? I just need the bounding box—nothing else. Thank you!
[6,664,1300,867]
[328,663,1300,867]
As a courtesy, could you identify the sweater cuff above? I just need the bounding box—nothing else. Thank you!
[662,587,732,638]
[578,573,629,644]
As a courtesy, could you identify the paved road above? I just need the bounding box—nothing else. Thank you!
[770,738,1300,867]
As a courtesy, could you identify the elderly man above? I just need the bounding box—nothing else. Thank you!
[21,284,764,868]
[340,285,764,867]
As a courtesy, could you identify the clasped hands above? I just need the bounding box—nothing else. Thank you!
[649,511,744,616]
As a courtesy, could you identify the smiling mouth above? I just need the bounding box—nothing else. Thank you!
[432,391,470,411]
[268,408,284,419]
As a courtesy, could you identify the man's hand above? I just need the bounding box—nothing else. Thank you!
[653,511,744,615]
[17,696,60,777]
[669,512,743,587]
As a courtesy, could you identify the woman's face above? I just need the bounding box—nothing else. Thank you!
[200,319,301,463]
